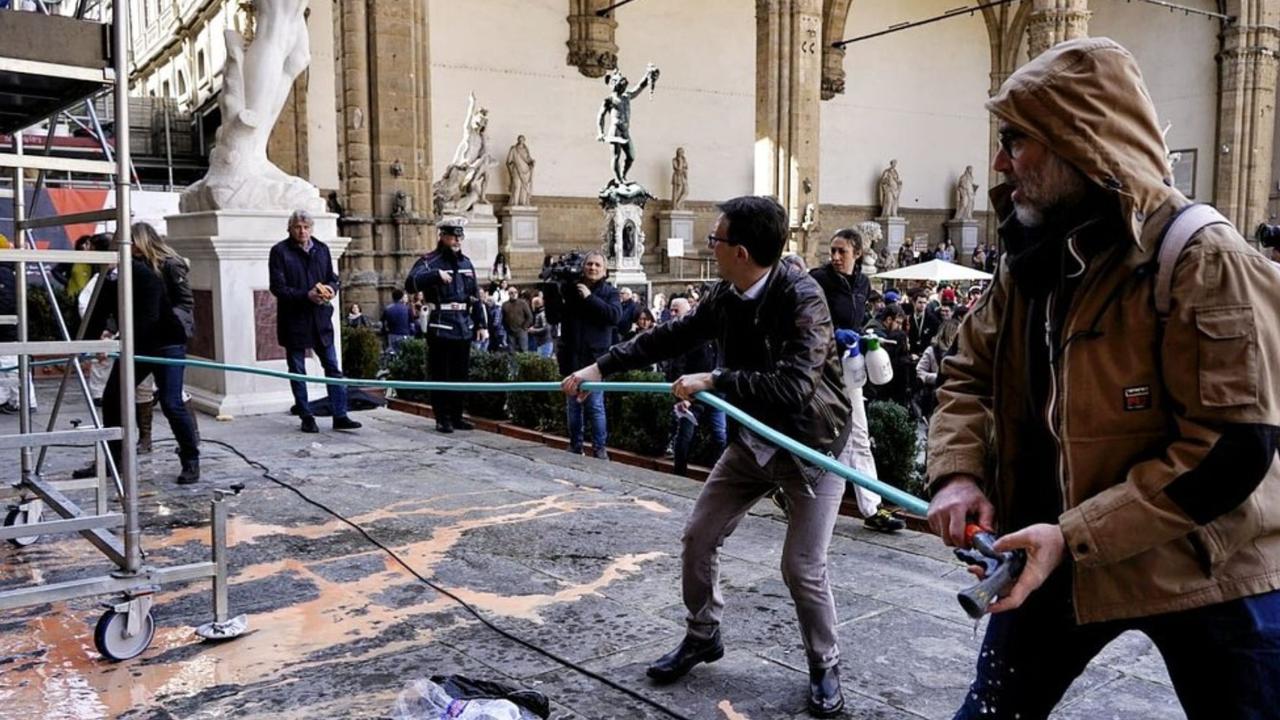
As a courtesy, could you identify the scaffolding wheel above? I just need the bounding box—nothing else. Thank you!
[93,597,156,662]
[3,504,42,547]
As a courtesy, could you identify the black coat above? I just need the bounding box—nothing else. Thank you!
[906,309,940,357]
[810,262,870,331]
[268,238,340,350]
[404,246,486,341]
[545,278,623,376]
[85,259,187,353]
[615,298,641,342]
[599,262,851,454]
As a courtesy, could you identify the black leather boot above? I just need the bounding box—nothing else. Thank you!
[807,664,844,717]
[176,457,200,485]
[645,632,723,683]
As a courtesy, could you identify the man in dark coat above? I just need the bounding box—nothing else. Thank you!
[562,196,852,717]
[544,249,622,458]
[405,217,489,433]
[268,210,362,434]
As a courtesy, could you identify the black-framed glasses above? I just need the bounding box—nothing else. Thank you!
[997,128,1028,159]
[706,233,735,250]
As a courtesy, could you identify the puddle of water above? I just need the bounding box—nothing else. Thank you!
[2,489,671,717]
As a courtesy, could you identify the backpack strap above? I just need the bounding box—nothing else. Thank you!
[1154,203,1231,317]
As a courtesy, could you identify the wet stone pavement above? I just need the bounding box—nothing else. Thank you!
[0,385,1185,719]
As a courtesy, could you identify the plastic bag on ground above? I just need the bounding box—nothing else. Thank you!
[392,679,527,720]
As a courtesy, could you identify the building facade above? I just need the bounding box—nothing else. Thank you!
[125,0,1280,311]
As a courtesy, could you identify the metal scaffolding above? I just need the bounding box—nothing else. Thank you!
[0,0,242,660]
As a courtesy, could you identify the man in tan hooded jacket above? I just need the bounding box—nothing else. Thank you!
[928,38,1280,720]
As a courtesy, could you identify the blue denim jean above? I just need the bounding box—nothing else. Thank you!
[672,405,727,476]
[103,344,199,462]
[285,343,348,419]
[955,570,1280,720]
[565,391,606,454]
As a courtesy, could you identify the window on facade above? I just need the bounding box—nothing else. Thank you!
[178,72,187,96]
[197,51,206,81]
[163,80,171,97]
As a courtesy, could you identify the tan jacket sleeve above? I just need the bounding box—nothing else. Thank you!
[1061,232,1280,567]
[926,259,1008,494]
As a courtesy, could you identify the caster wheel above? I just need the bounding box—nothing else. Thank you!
[3,506,40,547]
[93,608,156,661]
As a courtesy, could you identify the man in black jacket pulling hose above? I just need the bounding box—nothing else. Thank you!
[561,196,852,718]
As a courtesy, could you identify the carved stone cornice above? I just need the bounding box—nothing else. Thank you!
[566,0,618,78]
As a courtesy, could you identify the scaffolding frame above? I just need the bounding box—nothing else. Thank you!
[0,0,242,661]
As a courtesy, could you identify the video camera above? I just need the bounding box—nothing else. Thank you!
[1255,223,1280,250]
[539,250,586,286]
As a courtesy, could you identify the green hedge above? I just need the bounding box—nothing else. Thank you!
[27,286,77,341]
[341,326,382,380]
[604,369,673,456]
[866,400,923,497]
[506,353,567,435]
[387,338,430,403]
[468,350,512,420]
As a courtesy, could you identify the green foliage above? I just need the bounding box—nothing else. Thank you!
[867,400,923,497]
[341,326,382,380]
[507,353,567,435]
[26,286,77,342]
[387,338,430,403]
[467,350,512,420]
[605,369,673,456]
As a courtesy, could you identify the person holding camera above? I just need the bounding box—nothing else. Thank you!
[406,217,489,434]
[544,250,622,458]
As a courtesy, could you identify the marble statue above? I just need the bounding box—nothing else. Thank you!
[955,165,979,221]
[505,135,536,207]
[858,221,886,272]
[670,147,688,210]
[180,0,324,213]
[878,159,903,218]
[433,93,496,215]
[597,63,660,185]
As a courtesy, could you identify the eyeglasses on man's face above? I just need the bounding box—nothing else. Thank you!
[997,127,1029,159]
[706,233,736,250]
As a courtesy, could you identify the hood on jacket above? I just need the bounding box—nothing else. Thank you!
[986,37,1175,247]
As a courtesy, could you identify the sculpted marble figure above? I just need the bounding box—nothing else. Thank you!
[506,135,536,207]
[180,0,324,213]
[955,165,979,221]
[433,93,497,215]
[878,159,903,218]
[597,63,661,185]
[670,147,688,209]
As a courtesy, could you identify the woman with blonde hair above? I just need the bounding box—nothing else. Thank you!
[79,222,201,484]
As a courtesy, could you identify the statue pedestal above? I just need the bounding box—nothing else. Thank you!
[443,202,499,279]
[877,216,908,256]
[165,210,351,417]
[599,183,652,287]
[947,219,981,260]
[499,205,543,281]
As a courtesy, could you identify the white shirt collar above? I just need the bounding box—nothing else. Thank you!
[733,269,770,301]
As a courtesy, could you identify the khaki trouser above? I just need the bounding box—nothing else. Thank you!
[682,439,844,669]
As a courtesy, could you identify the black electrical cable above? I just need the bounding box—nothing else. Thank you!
[162,438,694,720]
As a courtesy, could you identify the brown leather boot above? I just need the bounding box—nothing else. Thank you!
[136,401,154,455]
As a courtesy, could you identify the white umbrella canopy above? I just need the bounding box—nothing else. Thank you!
[872,259,993,282]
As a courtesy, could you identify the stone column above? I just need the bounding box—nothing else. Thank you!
[567,0,618,78]
[755,0,824,258]
[1215,1,1280,231]
[334,0,434,316]
[1025,0,1090,59]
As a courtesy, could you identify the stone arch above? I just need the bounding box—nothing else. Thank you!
[820,0,854,100]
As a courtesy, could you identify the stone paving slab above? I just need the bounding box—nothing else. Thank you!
[0,383,1186,719]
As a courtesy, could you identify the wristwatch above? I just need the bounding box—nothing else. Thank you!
[711,368,725,388]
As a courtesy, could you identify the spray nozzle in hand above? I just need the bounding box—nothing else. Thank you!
[954,524,1027,619]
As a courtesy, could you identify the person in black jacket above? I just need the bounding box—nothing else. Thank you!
[561,196,852,717]
[83,223,202,483]
[404,217,488,433]
[269,210,362,434]
[545,250,621,458]
[809,228,871,332]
